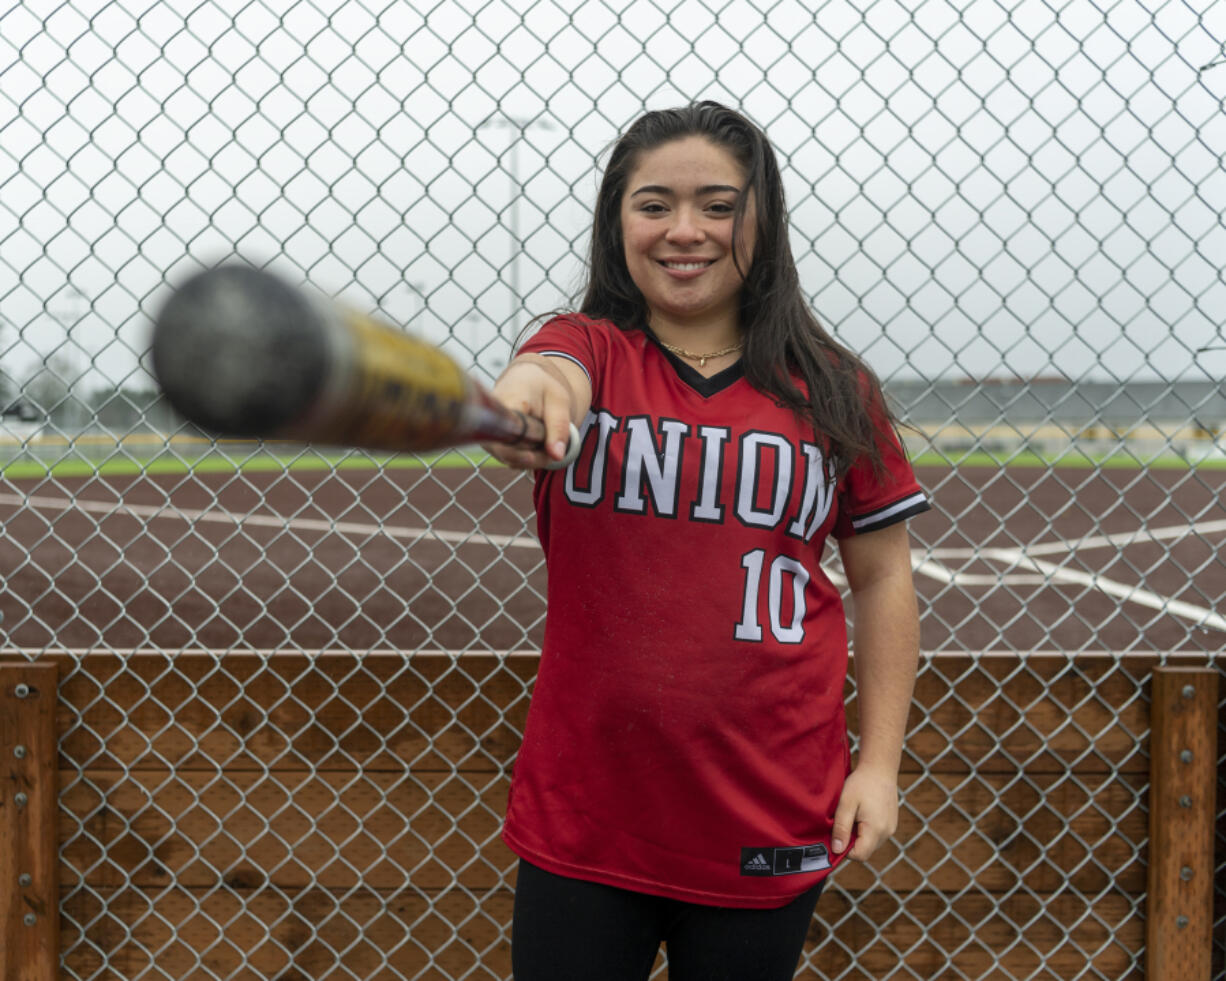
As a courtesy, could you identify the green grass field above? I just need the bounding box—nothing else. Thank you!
[2,441,1223,480]
[908,448,1226,470]
[0,446,479,480]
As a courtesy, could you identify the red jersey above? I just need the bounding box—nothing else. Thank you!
[501,314,929,908]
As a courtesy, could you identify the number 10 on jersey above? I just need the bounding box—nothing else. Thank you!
[735,549,811,644]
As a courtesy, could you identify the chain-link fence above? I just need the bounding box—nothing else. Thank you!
[1,0,1224,977]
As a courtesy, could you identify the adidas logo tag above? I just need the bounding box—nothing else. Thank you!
[745,853,771,871]
[740,848,776,876]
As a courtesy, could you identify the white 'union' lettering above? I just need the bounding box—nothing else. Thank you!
[787,443,834,542]
[735,432,793,529]
[615,417,687,516]
[690,425,730,522]
[565,410,619,507]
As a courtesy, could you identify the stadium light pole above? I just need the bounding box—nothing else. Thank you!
[477,112,557,336]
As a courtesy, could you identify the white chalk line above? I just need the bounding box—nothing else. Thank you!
[927,518,1226,559]
[0,492,540,549]
[911,541,1226,633]
[5,494,1223,632]
[990,548,1226,633]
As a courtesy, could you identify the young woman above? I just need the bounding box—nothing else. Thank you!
[484,101,929,980]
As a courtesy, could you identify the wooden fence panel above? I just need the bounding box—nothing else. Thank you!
[19,651,1225,978]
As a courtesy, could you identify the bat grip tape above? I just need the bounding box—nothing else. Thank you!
[507,410,580,471]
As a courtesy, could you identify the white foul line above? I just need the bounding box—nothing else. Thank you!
[928,518,1226,559]
[911,556,1046,586]
[987,547,1226,633]
[0,493,541,549]
[909,547,1225,633]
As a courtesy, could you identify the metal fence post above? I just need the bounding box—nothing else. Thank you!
[0,661,60,980]
[1146,665,1218,980]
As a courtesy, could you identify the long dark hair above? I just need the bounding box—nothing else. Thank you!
[579,101,897,478]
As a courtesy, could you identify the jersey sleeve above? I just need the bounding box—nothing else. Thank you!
[516,314,608,394]
[831,405,930,539]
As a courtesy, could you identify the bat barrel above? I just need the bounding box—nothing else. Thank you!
[151,265,471,453]
[151,265,332,438]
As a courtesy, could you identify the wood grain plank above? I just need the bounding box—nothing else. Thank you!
[58,768,1145,896]
[52,651,1175,774]
[54,652,535,774]
[1145,667,1217,981]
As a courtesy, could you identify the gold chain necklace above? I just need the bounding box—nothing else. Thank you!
[658,340,743,368]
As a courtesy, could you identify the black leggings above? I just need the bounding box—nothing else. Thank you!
[511,860,825,981]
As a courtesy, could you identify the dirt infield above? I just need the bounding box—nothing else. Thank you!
[909,463,1226,653]
[1,462,1223,656]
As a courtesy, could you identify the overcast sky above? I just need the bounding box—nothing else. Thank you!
[2,0,1224,399]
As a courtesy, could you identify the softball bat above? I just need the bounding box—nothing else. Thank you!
[149,264,581,467]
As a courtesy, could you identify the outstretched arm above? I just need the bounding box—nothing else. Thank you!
[832,521,920,861]
[484,354,592,470]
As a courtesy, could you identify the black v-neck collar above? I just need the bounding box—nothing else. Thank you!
[643,329,745,397]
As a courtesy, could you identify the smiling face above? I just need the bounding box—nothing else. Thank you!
[619,136,756,341]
